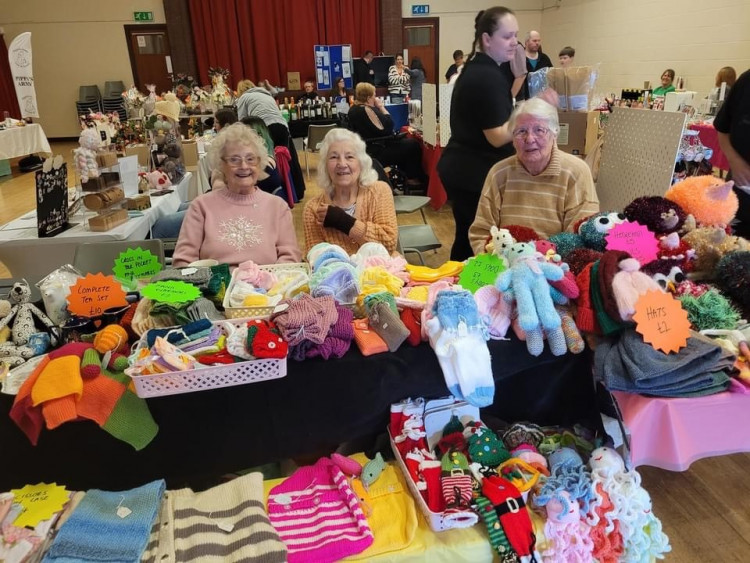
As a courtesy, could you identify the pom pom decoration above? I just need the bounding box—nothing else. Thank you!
[715,251,750,317]
[677,289,741,331]
[665,177,738,228]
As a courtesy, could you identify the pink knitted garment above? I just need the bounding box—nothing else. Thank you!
[272,294,338,345]
[306,305,354,360]
[474,285,512,339]
[267,458,373,563]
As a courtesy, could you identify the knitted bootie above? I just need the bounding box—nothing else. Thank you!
[421,460,445,513]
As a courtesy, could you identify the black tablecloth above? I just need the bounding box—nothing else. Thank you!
[0,338,599,490]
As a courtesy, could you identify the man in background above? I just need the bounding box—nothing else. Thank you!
[521,30,553,99]
[715,68,750,237]
[297,81,318,103]
[354,51,376,86]
[445,50,464,82]
[558,46,576,67]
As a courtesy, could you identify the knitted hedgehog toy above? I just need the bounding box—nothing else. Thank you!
[715,251,750,318]
[665,177,738,229]
[623,196,687,235]
[683,228,750,273]
[640,260,686,292]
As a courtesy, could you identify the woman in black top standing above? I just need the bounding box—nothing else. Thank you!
[438,6,555,260]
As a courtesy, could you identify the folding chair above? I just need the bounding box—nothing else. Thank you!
[302,123,337,178]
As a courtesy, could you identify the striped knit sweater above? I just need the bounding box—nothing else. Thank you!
[267,458,373,563]
[141,472,286,563]
[469,146,600,254]
[303,181,398,255]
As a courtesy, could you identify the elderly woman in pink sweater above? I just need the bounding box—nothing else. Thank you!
[173,123,301,267]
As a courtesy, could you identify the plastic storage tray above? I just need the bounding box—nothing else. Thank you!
[223,263,310,319]
[127,318,287,398]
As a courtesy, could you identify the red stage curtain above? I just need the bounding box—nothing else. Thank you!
[0,33,22,119]
[189,0,380,90]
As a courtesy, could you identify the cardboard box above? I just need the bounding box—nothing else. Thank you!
[88,208,128,231]
[557,110,601,156]
[96,151,118,168]
[287,72,301,90]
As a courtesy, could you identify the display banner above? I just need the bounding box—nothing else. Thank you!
[8,32,40,118]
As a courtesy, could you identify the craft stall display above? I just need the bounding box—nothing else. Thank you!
[1,171,750,560]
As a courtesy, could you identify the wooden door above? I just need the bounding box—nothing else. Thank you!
[402,18,439,84]
[124,25,172,94]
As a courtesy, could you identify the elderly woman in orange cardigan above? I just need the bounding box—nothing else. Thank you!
[303,129,398,254]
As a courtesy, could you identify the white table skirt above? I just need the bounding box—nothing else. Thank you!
[0,124,52,160]
[0,172,191,243]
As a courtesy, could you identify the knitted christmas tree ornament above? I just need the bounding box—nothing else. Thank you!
[440,450,473,510]
[81,348,102,379]
[468,427,511,467]
[482,475,536,559]
[475,495,520,563]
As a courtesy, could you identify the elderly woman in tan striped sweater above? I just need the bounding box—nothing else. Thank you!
[469,98,599,253]
[303,128,398,254]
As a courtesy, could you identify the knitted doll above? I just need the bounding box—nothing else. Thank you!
[533,448,596,516]
[665,177,738,229]
[496,243,566,356]
[0,281,57,367]
[73,128,101,181]
[541,490,594,563]
[588,447,670,562]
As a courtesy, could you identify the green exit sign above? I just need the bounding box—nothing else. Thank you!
[133,11,154,22]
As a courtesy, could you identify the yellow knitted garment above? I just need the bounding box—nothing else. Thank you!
[360,266,404,296]
[30,355,83,406]
[405,286,429,303]
[406,261,464,282]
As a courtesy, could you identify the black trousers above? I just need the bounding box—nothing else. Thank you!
[370,138,426,183]
[445,188,481,261]
[268,123,306,200]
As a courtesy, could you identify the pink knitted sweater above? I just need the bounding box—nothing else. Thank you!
[173,188,301,267]
[267,458,373,562]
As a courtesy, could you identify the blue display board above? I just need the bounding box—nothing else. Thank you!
[314,44,353,92]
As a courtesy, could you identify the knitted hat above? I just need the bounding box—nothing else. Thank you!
[590,261,626,336]
[368,302,409,352]
[474,285,512,339]
[574,262,599,334]
[306,242,347,267]
[272,294,338,346]
[312,305,354,359]
[597,250,632,322]
[246,320,288,359]
[313,267,360,304]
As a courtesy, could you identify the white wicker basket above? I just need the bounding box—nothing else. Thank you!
[127,318,287,398]
[223,263,310,319]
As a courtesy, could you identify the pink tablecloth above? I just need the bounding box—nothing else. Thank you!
[613,389,750,471]
[688,122,730,172]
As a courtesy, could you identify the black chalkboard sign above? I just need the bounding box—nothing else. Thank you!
[36,163,69,237]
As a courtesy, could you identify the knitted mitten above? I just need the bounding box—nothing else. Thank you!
[368,302,409,352]
[441,451,473,510]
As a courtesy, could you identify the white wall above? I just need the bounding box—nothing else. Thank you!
[402,1,543,82]
[1,0,165,138]
[539,0,750,100]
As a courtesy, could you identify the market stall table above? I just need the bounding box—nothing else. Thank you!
[613,388,750,471]
[0,338,601,491]
[0,172,191,245]
[688,122,730,172]
[0,123,52,160]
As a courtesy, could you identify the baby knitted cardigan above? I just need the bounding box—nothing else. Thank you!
[267,458,373,562]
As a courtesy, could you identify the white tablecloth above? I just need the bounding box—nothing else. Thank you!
[0,172,191,244]
[0,124,52,160]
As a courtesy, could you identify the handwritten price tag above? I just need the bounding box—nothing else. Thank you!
[11,483,69,528]
[141,280,201,304]
[67,273,129,318]
[458,254,506,293]
[632,290,691,353]
[605,221,659,266]
[113,247,162,281]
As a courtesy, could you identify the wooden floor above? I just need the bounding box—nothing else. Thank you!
[2,143,750,560]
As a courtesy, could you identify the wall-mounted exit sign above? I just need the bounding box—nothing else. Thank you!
[133,11,154,22]
[411,5,430,15]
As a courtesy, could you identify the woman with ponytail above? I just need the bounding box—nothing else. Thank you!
[437,7,557,260]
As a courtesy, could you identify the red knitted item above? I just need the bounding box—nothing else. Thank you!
[505,225,540,243]
[9,356,51,445]
[197,349,236,365]
[422,461,445,513]
[575,263,600,334]
[482,476,535,557]
[119,302,139,341]
[400,308,422,346]
[598,250,632,322]
[246,320,288,359]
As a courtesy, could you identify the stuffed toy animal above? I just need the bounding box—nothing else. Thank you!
[715,251,750,318]
[682,227,750,273]
[484,225,515,261]
[541,490,595,562]
[550,211,627,259]
[73,128,101,181]
[623,196,687,235]
[146,169,172,191]
[665,177,738,229]
[496,243,566,356]
[640,260,686,293]
[0,280,57,367]
[161,142,185,183]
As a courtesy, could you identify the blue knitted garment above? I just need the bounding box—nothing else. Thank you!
[44,480,165,563]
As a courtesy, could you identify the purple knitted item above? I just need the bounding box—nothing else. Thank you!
[272,294,338,345]
[307,306,354,360]
[290,340,315,361]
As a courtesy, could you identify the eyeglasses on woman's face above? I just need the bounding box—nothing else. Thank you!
[512,125,550,140]
[222,154,259,167]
